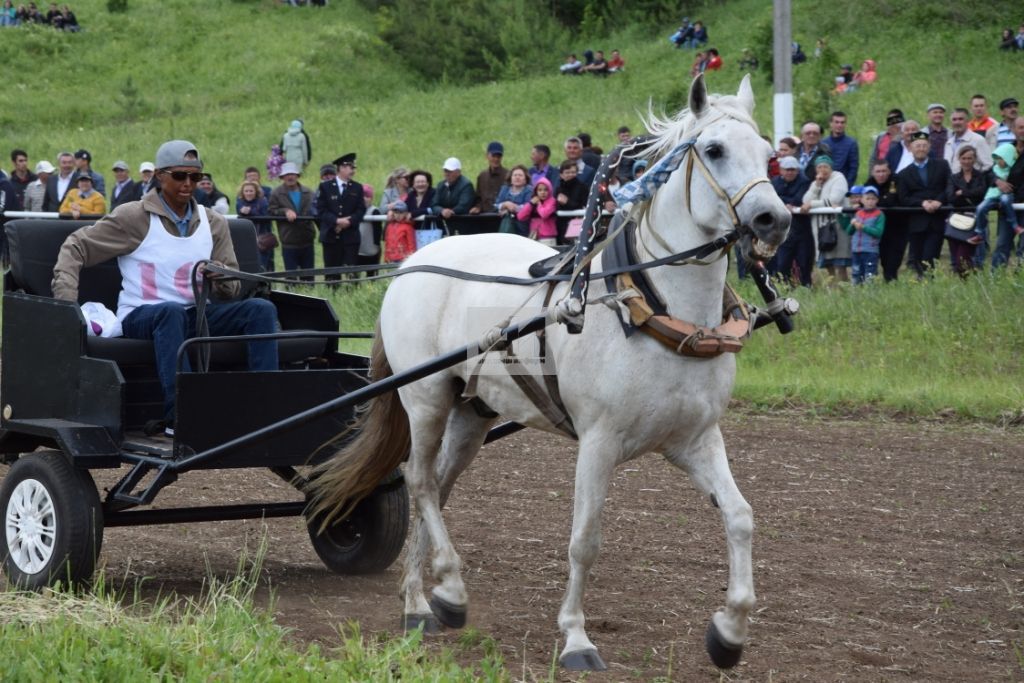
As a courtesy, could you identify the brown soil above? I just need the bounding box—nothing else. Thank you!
[6,413,1024,681]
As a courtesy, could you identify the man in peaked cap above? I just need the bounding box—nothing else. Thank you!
[51,139,279,436]
[471,141,507,215]
[315,152,366,280]
[896,129,951,278]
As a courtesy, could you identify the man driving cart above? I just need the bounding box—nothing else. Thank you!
[51,139,279,436]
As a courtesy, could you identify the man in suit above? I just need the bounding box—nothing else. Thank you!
[44,151,78,212]
[109,160,139,209]
[315,153,366,280]
[563,136,596,187]
[896,130,950,277]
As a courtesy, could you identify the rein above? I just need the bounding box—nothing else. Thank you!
[198,230,741,288]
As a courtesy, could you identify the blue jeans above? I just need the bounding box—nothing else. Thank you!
[990,207,1024,269]
[282,245,315,281]
[259,248,276,273]
[121,299,279,419]
[974,193,1017,239]
[851,251,879,284]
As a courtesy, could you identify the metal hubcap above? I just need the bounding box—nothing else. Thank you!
[5,478,57,574]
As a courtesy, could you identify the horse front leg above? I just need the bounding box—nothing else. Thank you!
[667,425,755,669]
[557,436,619,672]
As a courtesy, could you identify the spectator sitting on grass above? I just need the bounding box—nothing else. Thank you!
[1015,24,1024,50]
[852,59,876,86]
[670,17,693,48]
[689,51,707,78]
[792,41,807,64]
[560,54,582,75]
[704,48,723,72]
[686,21,707,49]
[58,3,77,31]
[580,50,609,75]
[738,48,758,71]
[0,1,16,26]
[607,49,624,73]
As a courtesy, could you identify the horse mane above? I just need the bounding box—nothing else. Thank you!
[641,92,760,162]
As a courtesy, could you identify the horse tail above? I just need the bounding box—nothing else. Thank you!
[307,319,410,529]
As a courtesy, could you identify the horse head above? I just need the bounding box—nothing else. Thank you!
[642,74,790,265]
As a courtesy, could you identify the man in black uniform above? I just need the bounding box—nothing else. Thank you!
[315,153,366,280]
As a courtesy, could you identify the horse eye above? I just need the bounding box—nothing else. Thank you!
[705,144,723,160]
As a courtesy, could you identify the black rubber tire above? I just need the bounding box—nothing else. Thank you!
[0,451,103,590]
[306,468,409,575]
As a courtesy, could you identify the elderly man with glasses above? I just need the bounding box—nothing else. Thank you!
[52,139,279,437]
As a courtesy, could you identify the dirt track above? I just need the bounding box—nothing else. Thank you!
[7,412,1024,681]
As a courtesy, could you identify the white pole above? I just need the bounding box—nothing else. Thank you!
[772,0,794,144]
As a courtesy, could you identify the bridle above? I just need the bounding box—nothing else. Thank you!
[624,110,771,263]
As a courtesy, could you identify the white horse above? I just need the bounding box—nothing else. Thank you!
[310,74,790,671]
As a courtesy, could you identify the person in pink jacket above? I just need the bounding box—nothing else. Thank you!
[517,177,557,245]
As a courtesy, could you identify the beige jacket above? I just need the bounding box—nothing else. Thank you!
[52,189,240,302]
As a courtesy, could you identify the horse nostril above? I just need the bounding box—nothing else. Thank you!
[753,212,775,229]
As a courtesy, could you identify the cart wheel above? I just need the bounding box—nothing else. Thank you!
[307,468,409,575]
[0,451,103,590]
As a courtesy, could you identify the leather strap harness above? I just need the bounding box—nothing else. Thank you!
[602,219,752,358]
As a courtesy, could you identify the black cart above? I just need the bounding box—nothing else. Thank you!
[0,219,409,589]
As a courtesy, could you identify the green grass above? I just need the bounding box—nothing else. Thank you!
[732,268,1024,420]
[0,545,510,682]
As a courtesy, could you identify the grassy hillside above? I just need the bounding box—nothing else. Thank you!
[4,0,1021,192]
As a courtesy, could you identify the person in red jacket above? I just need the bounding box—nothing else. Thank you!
[704,48,723,71]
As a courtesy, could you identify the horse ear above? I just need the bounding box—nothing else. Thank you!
[737,74,755,114]
[689,74,708,118]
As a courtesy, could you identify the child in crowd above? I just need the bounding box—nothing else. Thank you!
[266,144,284,180]
[384,199,416,263]
[517,177,557,246]
[843,186,885,284]
[969,143,1021,244]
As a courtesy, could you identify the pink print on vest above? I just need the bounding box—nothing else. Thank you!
[174,262,196,300]
[139,262,158,300]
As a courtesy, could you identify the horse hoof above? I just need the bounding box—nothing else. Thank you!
[705,620,744,669]
[428,594,467,629]
[559,648,608,672]
[402,613,443,634]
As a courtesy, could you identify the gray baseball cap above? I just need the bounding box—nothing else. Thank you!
[155,140,203,170]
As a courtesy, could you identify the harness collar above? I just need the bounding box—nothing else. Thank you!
[602,220,752,358]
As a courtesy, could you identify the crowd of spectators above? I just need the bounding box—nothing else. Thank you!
[0,2,80,30]
[767,94,1024,286]
[0,128,639,276]
[4,92,1023,285]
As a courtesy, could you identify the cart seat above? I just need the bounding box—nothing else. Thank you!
[5,219,328,366]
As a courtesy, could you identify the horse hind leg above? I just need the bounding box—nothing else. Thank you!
[401,399,494,632]
[667,425,755,670]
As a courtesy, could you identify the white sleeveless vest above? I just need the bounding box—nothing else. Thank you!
[117,209,214,321]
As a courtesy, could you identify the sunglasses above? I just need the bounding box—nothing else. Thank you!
[163,171,204,183]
